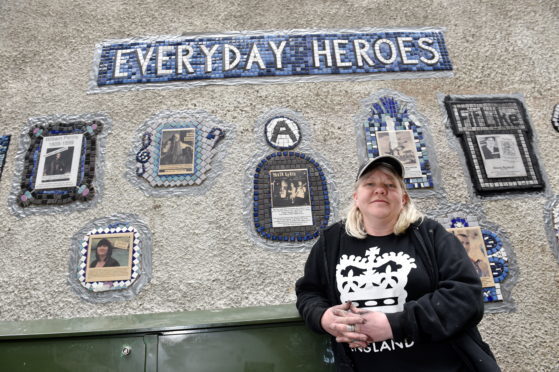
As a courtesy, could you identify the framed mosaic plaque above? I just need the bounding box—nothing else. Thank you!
[437,212,515,312]
[69,214,152,302]
[444,95,545,196]
[253,152,331,243]
[130,110,233,196]
[0,135,10,181]
[10,114,110,216]
[356,90,439,193]
[247,108,338,249]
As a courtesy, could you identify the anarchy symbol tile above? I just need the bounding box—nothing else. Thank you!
[265,116,301,150]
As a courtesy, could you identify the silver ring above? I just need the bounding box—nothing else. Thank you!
[347,324,355,332]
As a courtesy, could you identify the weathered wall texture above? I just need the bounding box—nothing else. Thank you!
[0,1,558,370]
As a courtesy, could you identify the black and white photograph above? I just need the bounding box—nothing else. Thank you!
[377,130,422,178]
[85,232,134,283]
[269,169,313,228]
[476,134,527,178]
[35,134,83,189]
[158,128,195,175]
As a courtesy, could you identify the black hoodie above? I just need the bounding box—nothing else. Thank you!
[296,218,499,372]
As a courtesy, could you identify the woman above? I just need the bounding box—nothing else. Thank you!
[89,238,121,268]
[296,155,498,371]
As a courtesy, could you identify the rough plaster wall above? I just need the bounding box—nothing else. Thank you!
[0,0,558,370]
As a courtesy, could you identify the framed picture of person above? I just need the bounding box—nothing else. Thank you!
[85,232,134,283]
[269,169,313,228]
[35,134,83,189]
[158,128,195,176]
[377,130,423,178]
[476,134,527,179]
[448,226,495,288]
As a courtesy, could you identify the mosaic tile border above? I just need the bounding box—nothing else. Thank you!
[9,114,111,218]
[430,202,516,313]
[68,214,152,303]
[89,27,452,93]
[245,109,338,251]
[355,89,441,197]
[128,110,234,196]
[78,225,141,292]
[252,151,331,242]
[543,196,559,263]
[552,104,559,132]
[438,215,509,303]
[0,135,10,182]
[443,95,545,196]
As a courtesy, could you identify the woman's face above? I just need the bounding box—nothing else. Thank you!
[353,168,407,223]
[97,244,109,259]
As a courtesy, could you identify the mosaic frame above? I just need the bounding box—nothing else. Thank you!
[443,95,545,196]
[245,108,339,251]
[543,196,559,263]
[9,114,111,217]
[89,27,452,93]
[128,110,234,196]
[354,89,441,197]
[0,135,10,182]
[429,202,516,313]
[552,104,559,133]
[68,214,152,303]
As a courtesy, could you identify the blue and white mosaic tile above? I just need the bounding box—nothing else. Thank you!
[0,135,10,181]
[438,215,510,303]
[360,92,434,190]
[91,28,452,92]
[134,112,229,189]
[246,108,338,250]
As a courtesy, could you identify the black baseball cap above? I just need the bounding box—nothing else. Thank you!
[356,155,405,181]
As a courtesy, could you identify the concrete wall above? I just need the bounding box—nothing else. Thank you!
[0,1,558,370]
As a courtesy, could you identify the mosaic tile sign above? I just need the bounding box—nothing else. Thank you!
[246,108,337,249]
[444,95,545,196]
[90,28,452,92]
[0,135,10,181]
[10,114,110,216]
[356,90,438,192]
[130,110,232,196]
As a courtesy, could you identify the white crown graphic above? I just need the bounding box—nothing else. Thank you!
[336,247,417,313]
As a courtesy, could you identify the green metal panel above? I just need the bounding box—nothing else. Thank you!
[158,323,335,372]
[0,335,146,372]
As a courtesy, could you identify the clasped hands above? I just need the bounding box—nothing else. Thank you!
[321,301,393,349]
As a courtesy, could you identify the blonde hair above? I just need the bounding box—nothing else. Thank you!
[345,165,423,238]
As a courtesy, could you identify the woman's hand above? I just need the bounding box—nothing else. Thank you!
[358,310,393,343]
[320,302,369,348]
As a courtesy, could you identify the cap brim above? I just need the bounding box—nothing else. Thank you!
[357,155,405,180]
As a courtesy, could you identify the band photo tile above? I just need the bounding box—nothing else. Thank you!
[85,232,134,283]
[269,168,313,228]
[158,128,195,176]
